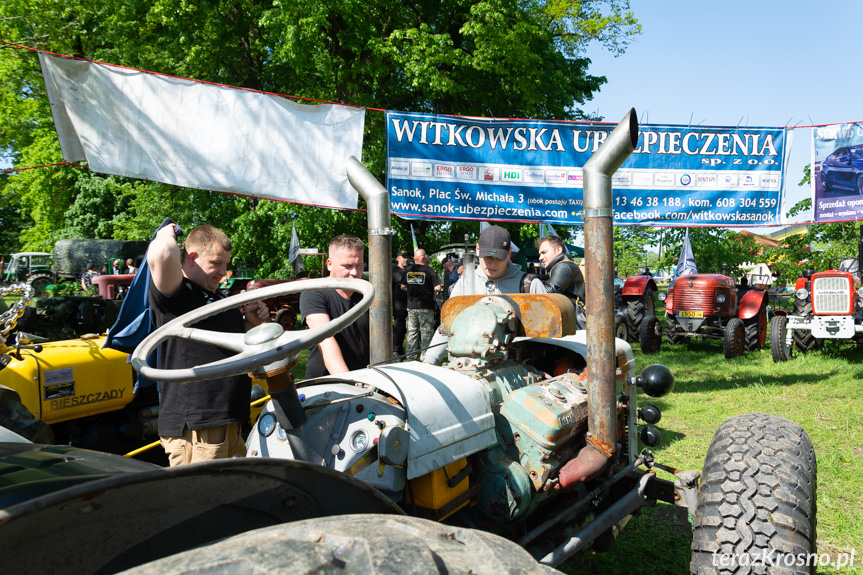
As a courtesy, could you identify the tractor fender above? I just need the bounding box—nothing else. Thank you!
[772,308,789,317]
[738,289,767,319]
[621,276,657,299]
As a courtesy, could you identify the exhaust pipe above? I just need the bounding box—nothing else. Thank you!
[346,157,394,364]
[559,109,638,488]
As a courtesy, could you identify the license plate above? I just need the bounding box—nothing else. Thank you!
[677,311,703,318]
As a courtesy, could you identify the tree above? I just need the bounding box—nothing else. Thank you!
[659,227,759,279]
[0,0,639,267]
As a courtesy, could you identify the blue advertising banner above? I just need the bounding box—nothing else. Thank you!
[386,112,790,226]
[812,122,863,223]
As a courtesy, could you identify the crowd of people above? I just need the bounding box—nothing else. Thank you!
[132,222,587,467]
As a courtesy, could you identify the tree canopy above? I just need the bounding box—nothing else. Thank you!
[0,0,639,273]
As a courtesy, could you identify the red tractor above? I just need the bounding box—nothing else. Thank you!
[659,269,769,358]
[617,274,662,353]
[770,242,863,362]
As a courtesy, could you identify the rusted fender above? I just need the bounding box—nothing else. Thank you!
[738,288,768,319]
[621,276,657,298]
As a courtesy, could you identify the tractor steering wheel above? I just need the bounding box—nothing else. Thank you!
[131,277,374,383]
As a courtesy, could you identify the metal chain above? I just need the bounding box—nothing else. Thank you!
[0,283,35,339]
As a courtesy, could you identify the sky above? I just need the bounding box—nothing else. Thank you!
[583,0,863,231]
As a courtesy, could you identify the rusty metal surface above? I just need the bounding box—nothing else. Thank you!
[441,294,577,338]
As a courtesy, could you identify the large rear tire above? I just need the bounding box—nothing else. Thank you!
[624,287,655,343]
[25,273,53,296]
[690,413,816,575]
[666,316,687,345]
[770,315,792,362]
[743,306,767,351]
[724,317,744,358]
[791,299,821,353]
[123,515,558,575]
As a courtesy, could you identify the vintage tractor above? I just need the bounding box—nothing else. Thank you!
[659,270,769,358]
[770,233,863,361]
[615,274,662,353]
[0,111,817,574]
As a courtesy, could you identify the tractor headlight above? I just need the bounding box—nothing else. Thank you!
[715,294,726,304]
[796,288,809,300]
[658,292,667,302]
[857,287,863,299]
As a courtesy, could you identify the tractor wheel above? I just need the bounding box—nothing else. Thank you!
[770,315,793,362]
[274,307,297,331]
[123,515,558,575]
[690,413,816,575]
[0,385,54,443]
[743,306,767,351]
[791,299,822,353]
[639,314,661,354]
[624,287,655,343]
[723,317,744,358]
[666,317,687,345]
[614,315,629,341]
[25,273,53,296]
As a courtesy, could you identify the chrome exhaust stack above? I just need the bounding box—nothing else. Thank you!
[559,109,638,488]
[346,157,394,364]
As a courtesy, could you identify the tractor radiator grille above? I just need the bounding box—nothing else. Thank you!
[811,276,852,314]
[672,286,718,314]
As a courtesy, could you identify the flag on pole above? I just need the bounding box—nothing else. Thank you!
[410,223,419,253]
[672,228,698,287]
[289,223,305,277]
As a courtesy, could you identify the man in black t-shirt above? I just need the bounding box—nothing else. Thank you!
[149,224,269,467]
[392,251,410,356]
[299,234,369,379]
[401,249,440,361]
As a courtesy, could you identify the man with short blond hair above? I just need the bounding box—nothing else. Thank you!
[300,234,370,378]
[149,223,269,466]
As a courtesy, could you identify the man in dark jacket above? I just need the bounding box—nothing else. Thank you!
[536,235,587,329]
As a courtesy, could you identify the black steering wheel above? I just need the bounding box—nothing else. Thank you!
[131,277,374,383]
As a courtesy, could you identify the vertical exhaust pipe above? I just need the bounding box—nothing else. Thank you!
[559,109,638,488]
[346,157,394,364]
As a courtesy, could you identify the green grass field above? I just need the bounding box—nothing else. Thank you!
[561,330,863,575]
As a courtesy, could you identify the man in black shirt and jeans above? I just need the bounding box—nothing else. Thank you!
[392,251,410,356]
[149,224,269,467]
[300,234,370,378]
[401,248,441,361]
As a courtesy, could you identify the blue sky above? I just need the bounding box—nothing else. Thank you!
[583,0,863,230]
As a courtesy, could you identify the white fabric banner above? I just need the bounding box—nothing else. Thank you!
[40,53,365,209]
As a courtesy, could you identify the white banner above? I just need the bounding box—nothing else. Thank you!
[40,53,365,209]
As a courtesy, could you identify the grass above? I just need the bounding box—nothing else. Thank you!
[560,330,863,575]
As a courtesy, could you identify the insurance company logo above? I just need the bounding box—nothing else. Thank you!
[633,172,654,186]
[524,169,545,184]
[457,166,477,180]
[761,174,780,187]
[483,167,499,181]
[742,175,757,187]
[722,174,739,186]
[654,173,674,186]
[435,164,455,178]
[612,173,632,186]
[567,171,584,186]
[411,162,433,177]
[697,174,717,187]
[389,161,409,176]
[502,169,521,182]
[546,170,567,184]
[678,173,693,186]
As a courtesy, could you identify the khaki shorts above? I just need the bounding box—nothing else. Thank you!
[160,422,246,467]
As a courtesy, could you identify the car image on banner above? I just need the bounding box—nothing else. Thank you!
[818,144,863,195]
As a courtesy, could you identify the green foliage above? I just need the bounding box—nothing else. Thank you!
[613,226,658,277]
